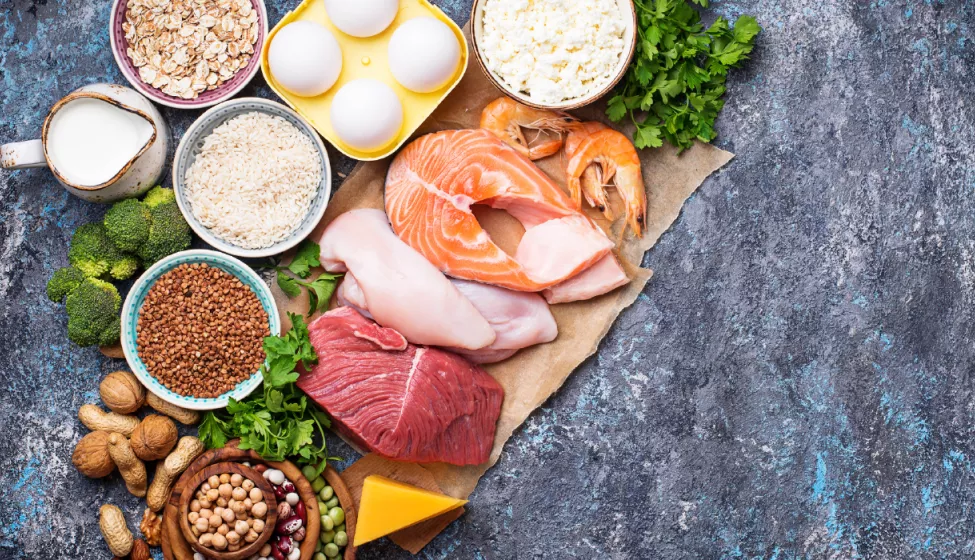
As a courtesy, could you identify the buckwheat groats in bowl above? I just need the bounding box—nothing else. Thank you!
[136,262,269,398]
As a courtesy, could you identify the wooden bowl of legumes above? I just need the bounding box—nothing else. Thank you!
[469,0,638,110]
[179,462,279,560]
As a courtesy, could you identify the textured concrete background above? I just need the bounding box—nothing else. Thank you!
[2,0,974,558]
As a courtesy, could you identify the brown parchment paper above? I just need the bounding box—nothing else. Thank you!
[272,26,734,552]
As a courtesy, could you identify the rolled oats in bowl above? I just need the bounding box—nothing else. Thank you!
[122,0,260,100]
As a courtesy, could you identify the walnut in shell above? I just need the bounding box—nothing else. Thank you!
[130,414,178,461]
[72,431,116,478]
[100,371,146,414]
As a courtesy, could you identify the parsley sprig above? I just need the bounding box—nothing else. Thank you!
[264,241,342,316]
[607,0,761,151]
[199,313,340,475]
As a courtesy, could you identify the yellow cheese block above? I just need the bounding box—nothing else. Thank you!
[353,475,467,546]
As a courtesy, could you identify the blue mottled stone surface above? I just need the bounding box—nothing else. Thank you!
[2,0,975,558]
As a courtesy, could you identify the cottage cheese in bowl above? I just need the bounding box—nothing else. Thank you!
[478,0,629,105]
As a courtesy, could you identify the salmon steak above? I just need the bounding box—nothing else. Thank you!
[385,129,615,292]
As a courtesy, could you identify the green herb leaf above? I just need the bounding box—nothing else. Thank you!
[287,241,322,279]
[607,1,760,151]
[198,315,337,470]
[276,271,302,298]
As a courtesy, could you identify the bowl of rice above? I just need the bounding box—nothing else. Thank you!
[173,97,331,257]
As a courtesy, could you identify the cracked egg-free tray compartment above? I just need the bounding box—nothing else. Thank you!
[260,0,468,161]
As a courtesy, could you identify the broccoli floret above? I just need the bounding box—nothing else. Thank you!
[46,266,87,303]
[104,198,151,252]
[143,185,176,209]
[68,223,138,280]
[64,277,121,347]
[137,202,192,266]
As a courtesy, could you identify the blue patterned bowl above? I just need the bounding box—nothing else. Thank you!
[121,250,281,410]
[172,97,332,258]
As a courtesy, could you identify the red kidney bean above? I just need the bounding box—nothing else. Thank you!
[282,481,296,493]
[273,485,287,501]
[276,515,302,535]
[294,501,306,523]
[276,502,292,520]
[254,464,268,474]
[271,545,285,560]
[293,526,306,542]
[276,535,294,554]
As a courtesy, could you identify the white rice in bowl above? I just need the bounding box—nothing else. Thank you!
[184,112,322,249]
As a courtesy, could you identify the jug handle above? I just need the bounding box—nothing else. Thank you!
[1,139,47,170]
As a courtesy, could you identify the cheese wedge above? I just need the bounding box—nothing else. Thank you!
[353,475,467,546]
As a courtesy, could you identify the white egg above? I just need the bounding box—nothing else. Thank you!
[324,0,399,38]
[268,21,343,97]
[388,17,461,93]
[330,79,404,152]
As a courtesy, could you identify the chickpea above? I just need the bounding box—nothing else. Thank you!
[245,529,260,543]
[251,502,268,518]
[198,498,212,510]
[217,483,232,498]
[194,517,209,533]
[206,488,219,502]
[231,501,247,515]
[232,486,247,501]
[230,473,244,487]
[217,524,230,536]
[234,519,249,534]
[221,508,235,523]
[249,487,264,502]
[243,498,253,510]
[208,475,220,488]
[211,532,228,551]
[216,497,228,508]
[188,511,200,524]
[208,514,222,529]
[199,508,213,520]
[220,473,231,484]
[226,530,241,545]
[228,543,241,553]
[190,525,200,537]
[252,519,265,533]
[242,479,255,492]
[199,533,213,547]
[190,499,202,513]
[260,544,273,556]
[213,506,225,517]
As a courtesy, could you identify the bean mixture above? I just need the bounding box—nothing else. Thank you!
[189,472,268,553]
[137,263,268,397]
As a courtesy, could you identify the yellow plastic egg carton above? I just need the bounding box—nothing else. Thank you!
[260,0,468,161]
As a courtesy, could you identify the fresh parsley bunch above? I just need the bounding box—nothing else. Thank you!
[607,0,761,151]
[267,241,342,316]
[199,313,340,475]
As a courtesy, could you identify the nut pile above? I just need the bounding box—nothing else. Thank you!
[122,0,259,99]
[137,263,269,397]
[190,472,268,552]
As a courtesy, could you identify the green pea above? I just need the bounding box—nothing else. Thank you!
[319,486,334,501]
[313,552,326,560]
[335,523,345,534]
[302,465,318,481]
[315,541,323,553]
[333,531,348,547]
[324,543,340,558]
[324,496,339,510]
[320,513,334,531]
[312,477,327,493]
[328,506,345,526]
[320,530,335,544]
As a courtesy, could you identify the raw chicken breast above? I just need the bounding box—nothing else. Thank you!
[449,280,558,363]
[319,209,496,350]
[542,254,630,304]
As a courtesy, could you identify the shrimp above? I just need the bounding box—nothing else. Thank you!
[480,97,576,160]
[564,122,611,217]
[565,128,647,237]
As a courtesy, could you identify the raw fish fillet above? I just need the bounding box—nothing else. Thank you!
[319,209,496,350]
[449,280,558,363]
[297,307,504,466]
[542,254,630,304]
[385,129,614,291]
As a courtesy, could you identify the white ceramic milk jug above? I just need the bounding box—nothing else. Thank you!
[1,83,169,203]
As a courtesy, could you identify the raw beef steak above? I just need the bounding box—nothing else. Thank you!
[297,307,504,466]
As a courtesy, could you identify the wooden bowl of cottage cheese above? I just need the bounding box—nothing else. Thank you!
[470,0,637,110]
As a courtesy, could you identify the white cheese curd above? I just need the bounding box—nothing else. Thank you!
[479,0,626,104]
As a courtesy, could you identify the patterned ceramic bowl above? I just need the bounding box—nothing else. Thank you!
[172,97,332,258]
[109,0,268,109]
[121,250,281,410]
